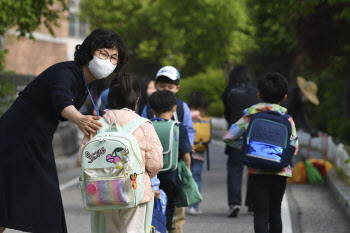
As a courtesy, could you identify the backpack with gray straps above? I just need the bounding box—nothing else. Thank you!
[151,118,179,172]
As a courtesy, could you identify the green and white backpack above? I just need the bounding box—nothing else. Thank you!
[79,116,150,211]
[151,118,179,172]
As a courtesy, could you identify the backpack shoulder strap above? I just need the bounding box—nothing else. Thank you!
[122,117,151,133]
[173,111,179,122]
[174,98,184,122]
[97,117,111,133]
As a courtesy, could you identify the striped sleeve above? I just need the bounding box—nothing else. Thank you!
[223,116,250,148]
[288,116,299,155]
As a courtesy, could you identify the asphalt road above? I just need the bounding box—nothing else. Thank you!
[5,140,350,233]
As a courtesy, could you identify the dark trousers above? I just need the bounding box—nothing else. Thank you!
[159,180,177,231]
[250,174,287,233]
[227,146,252,207]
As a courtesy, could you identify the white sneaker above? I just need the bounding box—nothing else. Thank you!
[189,207,203,215]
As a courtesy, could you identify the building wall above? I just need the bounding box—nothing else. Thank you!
[36,0,69,38]
[4,34,67,76]
[4,0,85,76]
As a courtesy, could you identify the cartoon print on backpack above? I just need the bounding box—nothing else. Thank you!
[130,173,137,189]
[106,147,123,163]
[106,147,131,170]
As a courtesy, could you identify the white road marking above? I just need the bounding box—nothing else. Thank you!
[211,139,293,232]
[60,139,294,233]
[282,191,293,233]
[59,176,79,191]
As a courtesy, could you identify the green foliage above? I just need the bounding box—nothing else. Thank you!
[244,0,350,148]
[77,0,350,144]
[0,79,15,116]
[0,0,68,72]
[0,79,14,97]
[176,68,225,117]
[327,117,350,145]
[0,0,68,37]
[244,0,297,77]
[301,70,350,145]
[0,47,6,72]
[79,0,256,78]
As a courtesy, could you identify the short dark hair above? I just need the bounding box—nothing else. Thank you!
[258,72,288,104]
[188,91,207,111]
[74,28,127,72]
[107,72,140,110]
[156,76,180,85]
[149,90,177,114]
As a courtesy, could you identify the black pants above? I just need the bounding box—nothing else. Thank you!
[159,180,178,231]
[226,146,253,208]
[250,174,287,233]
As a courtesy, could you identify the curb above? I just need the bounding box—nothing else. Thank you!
[327,169,350,220]
[212,128,350,220]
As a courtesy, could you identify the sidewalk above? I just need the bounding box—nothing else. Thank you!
[55,118,350,222]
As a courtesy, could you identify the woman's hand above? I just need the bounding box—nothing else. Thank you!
[77,115,102,136]
[61,105,102,136]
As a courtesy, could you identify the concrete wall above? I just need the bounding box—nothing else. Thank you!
[297,130,350,177]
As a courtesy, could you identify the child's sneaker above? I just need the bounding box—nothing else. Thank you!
[189,207,203,215]
[226,205,241,217]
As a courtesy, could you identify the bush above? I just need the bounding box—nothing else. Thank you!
[327,117,350,145]
[0,79,15,116]
[303,70,350,145]
[176,68,226,117]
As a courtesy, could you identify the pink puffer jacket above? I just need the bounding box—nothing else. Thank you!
[78,109,163,204]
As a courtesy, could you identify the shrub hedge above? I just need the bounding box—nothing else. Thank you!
[176,68,226,117]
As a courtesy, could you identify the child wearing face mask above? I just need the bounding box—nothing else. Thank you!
[141,66,195,233]
[141,66,195,146]
[78,72,163,233]
[136,78,157,115]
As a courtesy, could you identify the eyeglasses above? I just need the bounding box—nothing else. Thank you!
[96,49,118,65]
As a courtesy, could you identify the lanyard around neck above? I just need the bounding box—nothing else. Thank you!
[82,68,99,116]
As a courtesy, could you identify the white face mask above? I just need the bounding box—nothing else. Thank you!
[88,55,117,79]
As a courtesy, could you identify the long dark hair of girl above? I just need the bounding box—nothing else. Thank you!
[107,72,140,110]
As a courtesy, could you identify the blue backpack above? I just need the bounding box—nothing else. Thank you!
[241,111,297,172]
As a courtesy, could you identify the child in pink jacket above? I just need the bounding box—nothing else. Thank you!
[78,72,163,233]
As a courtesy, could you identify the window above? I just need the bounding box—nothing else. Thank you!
[68,0,88,38]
